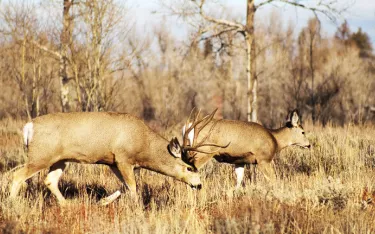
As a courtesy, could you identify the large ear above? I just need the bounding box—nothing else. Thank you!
[168,137,181,158]
[288,110,300,127]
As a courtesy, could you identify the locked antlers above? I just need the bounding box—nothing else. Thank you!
[182,108,230,155]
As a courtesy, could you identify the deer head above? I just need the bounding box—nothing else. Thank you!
[285,109,311,149]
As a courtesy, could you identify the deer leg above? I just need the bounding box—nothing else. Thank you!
[134,168,141,178]
[257,161,276,182]
[99,164,137,206]
[10,163,45,198]
[110,164,136,196]
[234,164,245,189]
[44,161,67,205]
[251,164,257,184]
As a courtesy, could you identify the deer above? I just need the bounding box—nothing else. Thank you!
[181,109,311,189]
[10,111,227,205]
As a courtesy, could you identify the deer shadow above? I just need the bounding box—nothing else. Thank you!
[23,180,117,204]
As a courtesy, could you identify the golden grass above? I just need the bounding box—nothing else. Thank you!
[1,118,375,233]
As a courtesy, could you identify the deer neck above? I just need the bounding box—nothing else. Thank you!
[269,127,291,151]
[140,134,185,180]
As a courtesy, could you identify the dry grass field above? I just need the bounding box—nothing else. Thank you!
[1,118,375,233]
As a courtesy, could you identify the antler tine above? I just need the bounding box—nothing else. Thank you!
[193,108,201,123]
[185,107,195,128]
[192,119,218,148]
[190,114,230,152]
[191,109,203,131]
[184,141,231,153]
[182,108,230,156]
[192,108,217,142]
[183,107,198,147]
[183,108,211,147]
[186,148,222,155]
[187,107,200,129]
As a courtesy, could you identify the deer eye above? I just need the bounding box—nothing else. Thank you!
[302,132,305,135]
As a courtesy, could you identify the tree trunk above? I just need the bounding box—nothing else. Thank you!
[310,36,316,124]
[251,75,258,122]
[73,64,83,111]
[21,38,32,121]
[93,1,104,111]
[245,0,257,122]
[245,34,252,122]
[60,0,73,112]
[137,78,155,121]
[31,53,40,118]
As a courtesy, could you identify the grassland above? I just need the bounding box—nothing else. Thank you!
[1,118,375,233]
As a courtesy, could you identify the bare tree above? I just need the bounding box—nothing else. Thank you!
[73,0,127,112]
[0,1,57,119]
[161,0,350,122]
[127,36,154,120]
[59,0,74,112]
[298,18,321,123]
[0,0,75,113]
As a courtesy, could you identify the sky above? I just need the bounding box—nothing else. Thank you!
[128,0,375,47]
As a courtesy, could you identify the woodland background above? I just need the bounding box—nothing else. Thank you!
[0,0,373,128]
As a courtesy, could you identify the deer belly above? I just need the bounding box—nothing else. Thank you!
[63,149,115,165]
[214,152,256,164]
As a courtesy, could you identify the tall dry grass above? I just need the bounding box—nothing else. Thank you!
[0,118,375,233]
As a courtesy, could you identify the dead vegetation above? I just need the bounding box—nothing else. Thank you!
[1,119,375,233]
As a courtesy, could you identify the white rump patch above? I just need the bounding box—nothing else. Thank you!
[23,122,34,147]
[182,123,194,146]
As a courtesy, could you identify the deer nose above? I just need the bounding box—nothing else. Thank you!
[191,184,202,190]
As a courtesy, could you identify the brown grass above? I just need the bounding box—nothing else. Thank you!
[1,118,375,233]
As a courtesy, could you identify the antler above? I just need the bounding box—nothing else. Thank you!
[182,108,230,155]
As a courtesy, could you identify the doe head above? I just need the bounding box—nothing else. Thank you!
[285,109,311,149]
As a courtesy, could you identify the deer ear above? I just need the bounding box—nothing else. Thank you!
[168,137,181,158]
[290,110,300,127]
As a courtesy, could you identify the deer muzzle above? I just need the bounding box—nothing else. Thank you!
[185,172,202,190]
[191,184,202,190]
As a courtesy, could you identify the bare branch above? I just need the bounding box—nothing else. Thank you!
[199,27,238,42]
[192,1,244,30]
[269,0,350,22]
[30,40,62,59]
[257,0,276,9]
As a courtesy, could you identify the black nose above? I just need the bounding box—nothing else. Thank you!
[307,145,311,149]
[191,184,202,190]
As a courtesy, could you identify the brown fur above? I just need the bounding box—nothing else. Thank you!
[186,111,310,187]
[10,112,201,205]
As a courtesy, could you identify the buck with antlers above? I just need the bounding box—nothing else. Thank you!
[10,111,222,205]
[182,109,311,189]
